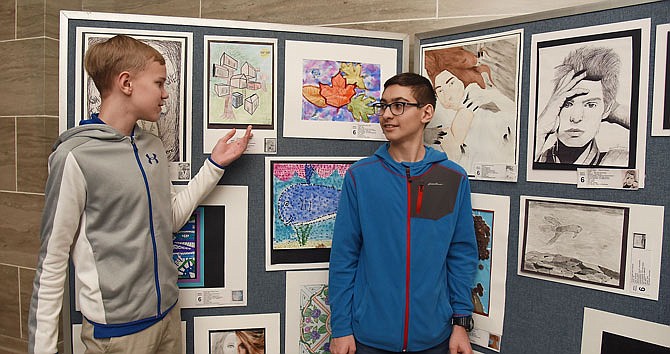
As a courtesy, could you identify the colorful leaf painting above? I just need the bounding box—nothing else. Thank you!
[301,59,382,123]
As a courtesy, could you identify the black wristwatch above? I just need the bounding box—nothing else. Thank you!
[451,315,474,332]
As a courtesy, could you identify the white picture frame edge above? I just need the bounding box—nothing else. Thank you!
[175,185,249,308]
[193,313,280,354]
[580,307,670,353]
[651,23,670,136]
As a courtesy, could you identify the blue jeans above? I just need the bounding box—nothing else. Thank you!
[355,338,450,354]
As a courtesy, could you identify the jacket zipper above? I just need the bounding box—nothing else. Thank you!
[416,184,425,215]
[130,134,162,316]
[403,167,411,351]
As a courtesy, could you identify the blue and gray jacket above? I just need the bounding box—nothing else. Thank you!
[329,143,478,352]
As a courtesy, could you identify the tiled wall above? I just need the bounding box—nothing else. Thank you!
[0,0,602,352]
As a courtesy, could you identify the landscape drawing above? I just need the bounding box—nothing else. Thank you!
[521,198,628,289]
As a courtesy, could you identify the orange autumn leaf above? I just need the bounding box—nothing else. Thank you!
[302,85,327,108]
[319,72,356,108]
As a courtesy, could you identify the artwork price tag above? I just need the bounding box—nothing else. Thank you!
[576,168,639,190]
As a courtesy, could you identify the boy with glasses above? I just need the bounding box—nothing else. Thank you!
[329,72,478,354]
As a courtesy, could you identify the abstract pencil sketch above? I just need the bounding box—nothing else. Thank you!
[173,207,204,288]
[299,284,331,354]
[472,210,493,317]
[272,162,351,250]
[84,34,186,164]
[521,199,628,288]
[301,60,381,123]
[207,39,275,127]
[210,329,266,354]
[421,31,521,177]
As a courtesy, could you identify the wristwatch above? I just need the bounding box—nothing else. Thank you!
[451,315,474,332]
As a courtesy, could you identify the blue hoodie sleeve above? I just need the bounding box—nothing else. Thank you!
[446,175,478,316]
[328,170,362,338]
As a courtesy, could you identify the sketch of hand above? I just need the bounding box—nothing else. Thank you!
[210,125,253,167]
[535,69,589,160]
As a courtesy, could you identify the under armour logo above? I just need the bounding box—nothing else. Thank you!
[146,153,159,164]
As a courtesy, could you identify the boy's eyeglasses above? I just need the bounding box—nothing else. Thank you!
[372,102,425,116]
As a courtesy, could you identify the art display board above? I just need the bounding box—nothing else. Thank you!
[651,23,670,136]
[285,270,331,354]
[518,195,664,300]
[526,19,650,187]
[581,308,670,353]
[264,156,360,271]
[417,1,669,353]
[469,194,510,352]
[60,10,404,354]
[193,313,280,354]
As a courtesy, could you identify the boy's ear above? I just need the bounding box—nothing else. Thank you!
[118,71,132,96]
[421,104,434,124]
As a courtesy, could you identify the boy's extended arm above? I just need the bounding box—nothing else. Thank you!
[328,173,362,338]
[29,151,87,354]
[446,176,478,317]
[171,126,252,231]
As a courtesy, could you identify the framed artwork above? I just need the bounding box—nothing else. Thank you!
[581,308,670,353]
[74,27,193,181]
[174,185,248,308]
[526,19,650,186]
[193,313,280,354]
[285,270,331,354]
[468,194,509,352]
[283,40,397,141]
[173,207,205,288]
[518,196,663,300]
[420,30,523,182]
[265,157,359,271]
[203,36,278,154]
[651,23,670,136]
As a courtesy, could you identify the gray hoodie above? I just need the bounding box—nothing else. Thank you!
[28,122,224,354]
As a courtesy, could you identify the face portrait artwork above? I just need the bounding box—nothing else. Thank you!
[421,33,521,177]
[533,44,632,167]
[211,329,265,354]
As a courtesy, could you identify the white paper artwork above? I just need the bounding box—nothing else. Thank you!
[420,30,523,182]
[283,40,397,141]
[518,195,663,300]
[203,36,278,154]
[651,23,670,136]
[193,313,280,354]
[74,27,193,181]
[285,270,331,354]
[468,193,510,352]
[174,185,248,308]
[526,19,650,187]
[581,308,670,353]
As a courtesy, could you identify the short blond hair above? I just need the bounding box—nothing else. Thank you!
[84,35,165,96]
